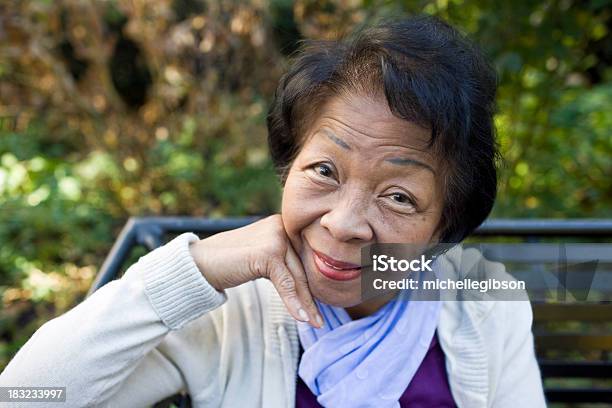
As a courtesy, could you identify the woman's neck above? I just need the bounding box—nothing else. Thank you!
[344,290,399,320]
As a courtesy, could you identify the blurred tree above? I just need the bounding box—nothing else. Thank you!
[0,0,284,367]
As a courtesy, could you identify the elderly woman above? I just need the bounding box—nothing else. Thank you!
[1,16,546,408]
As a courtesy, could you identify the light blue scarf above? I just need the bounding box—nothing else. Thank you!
[297,289,441,408]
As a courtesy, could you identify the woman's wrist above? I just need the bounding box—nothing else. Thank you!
[139,233,227,329]
[189,239,224,291]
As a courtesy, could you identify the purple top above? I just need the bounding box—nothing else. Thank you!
[295,331,457,407]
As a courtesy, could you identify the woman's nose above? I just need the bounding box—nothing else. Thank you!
[320,195,374,242]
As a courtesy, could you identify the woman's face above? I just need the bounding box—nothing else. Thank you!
[281,93,444,308]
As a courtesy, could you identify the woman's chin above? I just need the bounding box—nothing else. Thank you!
[308,284,362,308]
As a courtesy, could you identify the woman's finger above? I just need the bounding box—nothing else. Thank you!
[285,245,323,328]
[268,258,310,324]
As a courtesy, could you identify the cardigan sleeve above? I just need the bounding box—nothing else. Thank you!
[491,300,547,408]
[0,233,227,407]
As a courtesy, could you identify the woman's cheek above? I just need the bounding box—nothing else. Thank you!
[282,180,314,244]
[286,175,332,210]
[373,206,436,243]
[283,179,334,251]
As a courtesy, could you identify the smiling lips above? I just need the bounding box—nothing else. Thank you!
[312,249,361,281]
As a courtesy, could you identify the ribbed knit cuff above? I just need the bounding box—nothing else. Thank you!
[140,232,227,330]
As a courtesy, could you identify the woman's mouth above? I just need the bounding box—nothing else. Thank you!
[312,249,361,281]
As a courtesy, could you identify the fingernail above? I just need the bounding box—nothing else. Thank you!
[315,314,323,327]
[298,308,309,322]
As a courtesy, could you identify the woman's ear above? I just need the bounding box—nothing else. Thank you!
[430,218,445,244]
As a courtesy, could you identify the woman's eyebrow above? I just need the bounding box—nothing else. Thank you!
[321,128,435,174]
[322,128,351,150]
[386,157,435,174]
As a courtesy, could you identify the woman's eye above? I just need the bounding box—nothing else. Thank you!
[388,192,415,206]
[313,163,334,178]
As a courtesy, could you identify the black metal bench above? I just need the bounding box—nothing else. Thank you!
[89,217,612,407]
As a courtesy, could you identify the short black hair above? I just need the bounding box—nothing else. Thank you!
[267,15,499,243]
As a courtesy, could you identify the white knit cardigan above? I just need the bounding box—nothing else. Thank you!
[0,233,547,408]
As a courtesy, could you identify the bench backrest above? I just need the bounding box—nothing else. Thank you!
[91,217,612,405]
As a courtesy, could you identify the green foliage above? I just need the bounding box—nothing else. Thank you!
[290,0,612,217]
[0,0,610,371]
[0,0,284,368]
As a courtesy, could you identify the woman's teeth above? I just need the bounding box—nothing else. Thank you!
[322,259,354,270]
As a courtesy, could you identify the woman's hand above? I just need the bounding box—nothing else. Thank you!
[189,214,323,328]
